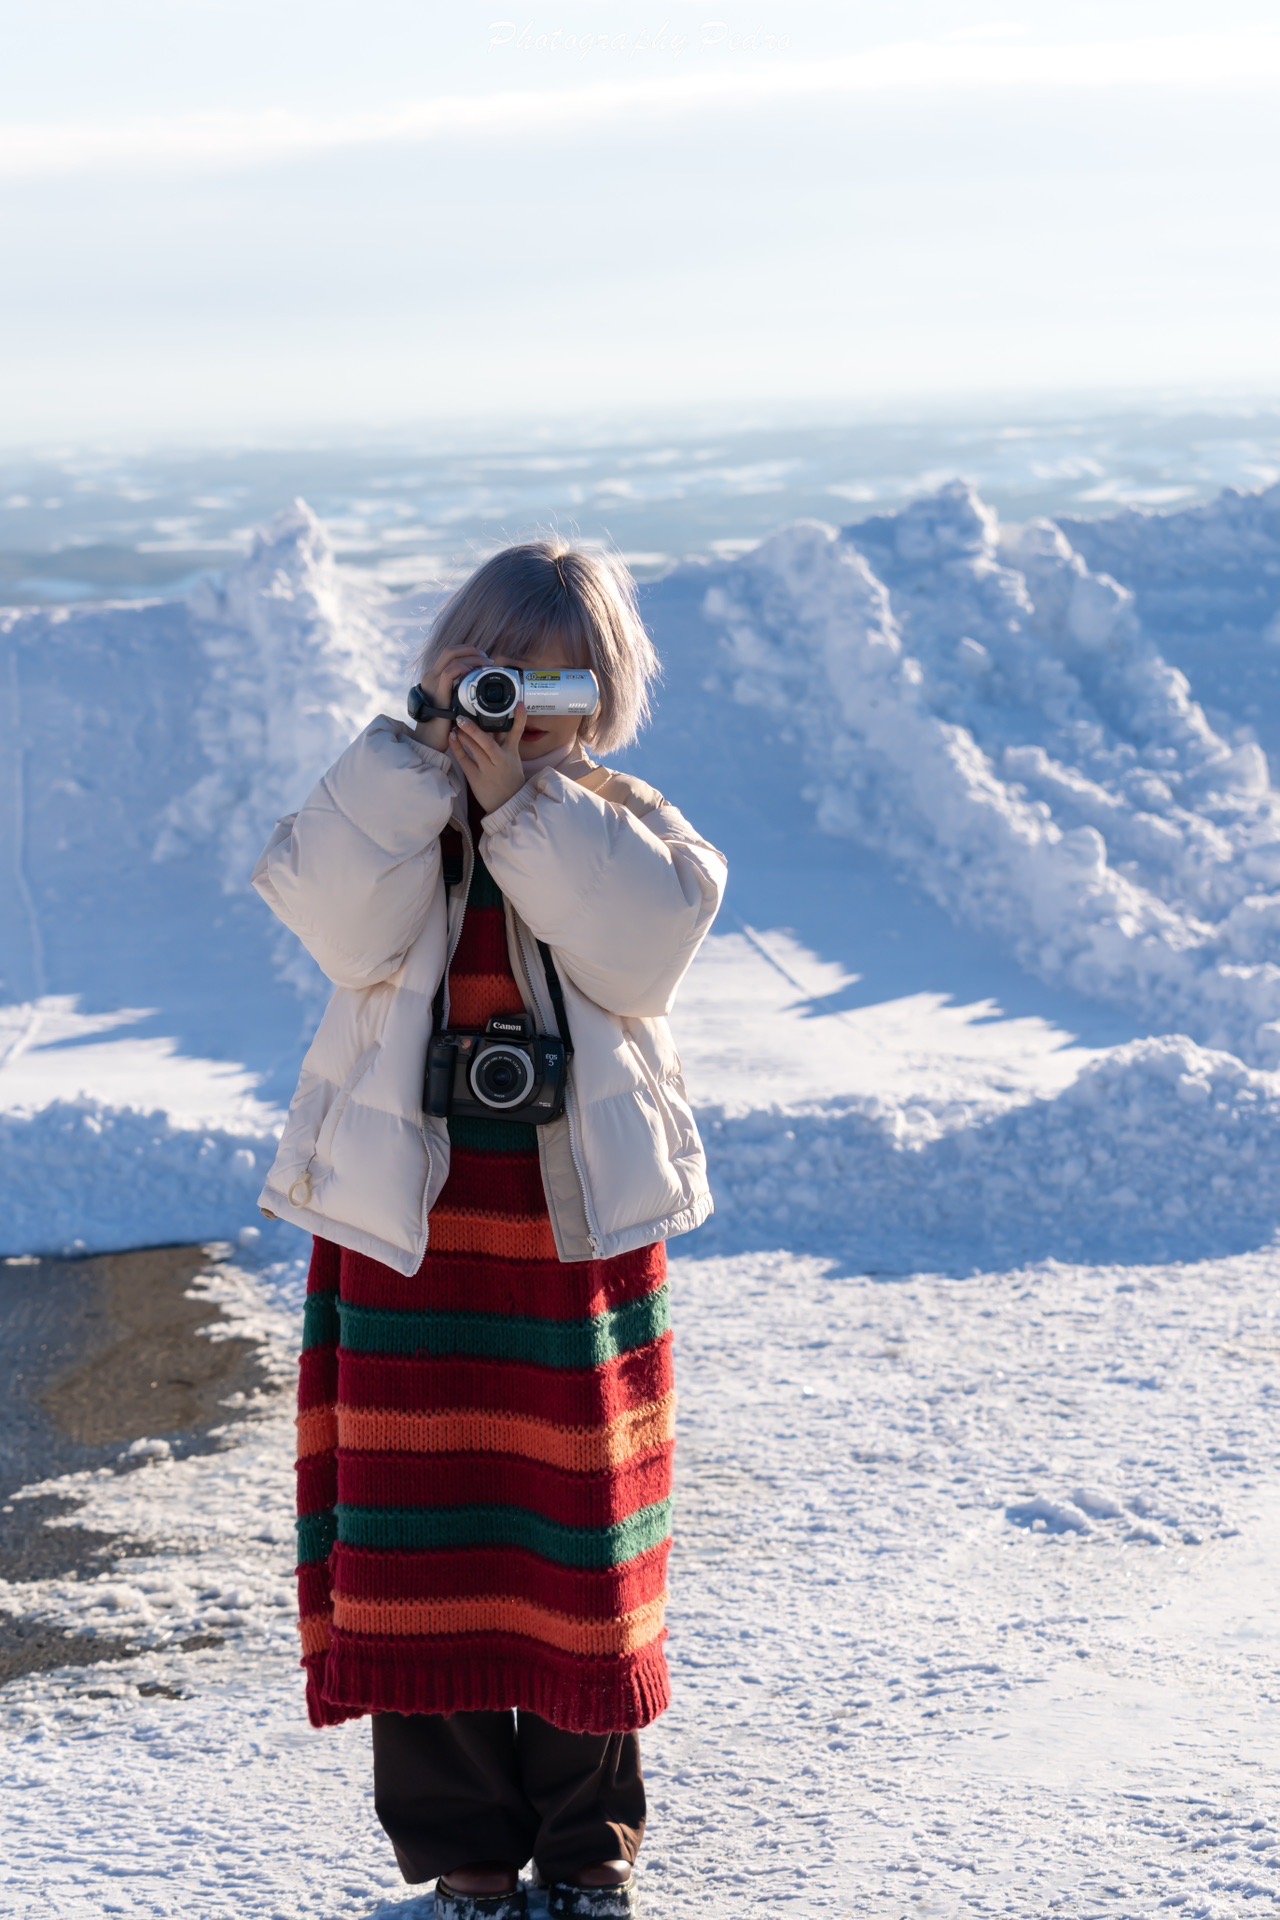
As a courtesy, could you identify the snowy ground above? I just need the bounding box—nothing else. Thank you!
[4,1239,1277,1917]
[3,480,1280,1914]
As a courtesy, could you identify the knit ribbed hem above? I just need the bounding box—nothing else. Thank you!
[308,1629,671,1735]
[302,1650,364,1730]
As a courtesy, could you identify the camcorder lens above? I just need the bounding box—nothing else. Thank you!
[475,671,515,714]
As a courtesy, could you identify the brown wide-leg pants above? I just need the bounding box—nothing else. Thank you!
[371,1709,647,1884]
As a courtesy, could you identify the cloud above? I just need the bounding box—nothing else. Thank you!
[2,33,1279,180]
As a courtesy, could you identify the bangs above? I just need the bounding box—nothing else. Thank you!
[484,587,594,671]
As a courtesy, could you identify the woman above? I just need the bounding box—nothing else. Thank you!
[251,539,728,1918]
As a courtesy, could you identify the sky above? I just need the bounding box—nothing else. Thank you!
[2,0,1279,442]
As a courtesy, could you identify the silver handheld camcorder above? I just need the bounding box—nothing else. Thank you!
[408,665,600,733]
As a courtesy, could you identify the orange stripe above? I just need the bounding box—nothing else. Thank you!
[333,1394,677,1472]
[299,1611,332,1656]
[447,975,521,1026]
[332,1592,668,1657]
[296,1407,338,1458]
[425,1208,561,1259]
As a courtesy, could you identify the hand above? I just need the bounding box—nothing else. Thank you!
[450,702,530,814]
[414,644,494,753]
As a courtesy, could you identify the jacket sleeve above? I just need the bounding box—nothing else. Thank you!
[479,769,728,1017]
[250,715,458,990]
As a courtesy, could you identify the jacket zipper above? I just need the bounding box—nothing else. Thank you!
[561,1071,603,1258]
[442,807,475,1026]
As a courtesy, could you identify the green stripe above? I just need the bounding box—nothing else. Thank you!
[296,1510,337,1565]
[302,1290,339,1350]
[448,1112,539,1155]
[336,1284,669,1369]
[468,855,503,909]
[336,1497,673,1568]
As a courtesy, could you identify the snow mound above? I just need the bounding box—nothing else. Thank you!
[155,499,398,898]
[1,502,401,1047]
[701,1032,1280,1271]
[1060,479,1280,640]
[0,505,402,1255]
[0,1100,279,1256]
[703,482,1280,1065]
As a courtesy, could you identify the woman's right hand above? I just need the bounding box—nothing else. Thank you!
[416,645,495,753]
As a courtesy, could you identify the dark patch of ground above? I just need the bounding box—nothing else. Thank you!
[0,1244,272,1685]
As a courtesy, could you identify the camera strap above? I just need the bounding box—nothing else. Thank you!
[408,685,456,724]
[536,939,574,1058]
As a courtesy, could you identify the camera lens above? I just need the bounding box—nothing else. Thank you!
[470,1043,535,1109]
[474,670,515,715]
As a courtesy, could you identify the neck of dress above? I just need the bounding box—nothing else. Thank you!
[517,735,581,780]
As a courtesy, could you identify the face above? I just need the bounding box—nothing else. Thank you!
[488,642,588,760]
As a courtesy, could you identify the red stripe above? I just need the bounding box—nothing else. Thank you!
[297,1562,334,1617]
[307,1236,341,1293]
[335,1442,673,1528]
[336,1238,666,1319]
[451,902,509,974]
[434,1146,548,1221]
[330,1539,670,1614]
[328,1626,668,1677]
[298,1344,338,1411]
[297,1451,338,1517]
[335,1333,674,1423]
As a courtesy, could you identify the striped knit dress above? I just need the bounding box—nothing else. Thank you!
[294,786,676,1736]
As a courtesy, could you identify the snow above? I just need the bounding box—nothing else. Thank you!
[156,501,400,914]
[702,482,1280,1067]
[5,1242,1279,1915]
[3,475,1280,1913]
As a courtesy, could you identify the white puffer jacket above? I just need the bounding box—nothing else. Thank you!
[250,715,729,1273]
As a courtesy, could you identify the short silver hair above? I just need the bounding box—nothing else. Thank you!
[413,538,661,754]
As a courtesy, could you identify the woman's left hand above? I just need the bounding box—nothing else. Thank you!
[449,702,530,814]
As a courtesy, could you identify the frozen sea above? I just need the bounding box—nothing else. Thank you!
[5,396,1280,604]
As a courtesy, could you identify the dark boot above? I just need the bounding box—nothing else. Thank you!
[542,1875,640,1918]
[434,1876,530,1920]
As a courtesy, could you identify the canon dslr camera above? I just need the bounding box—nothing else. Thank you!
[425,1011,568,1124]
